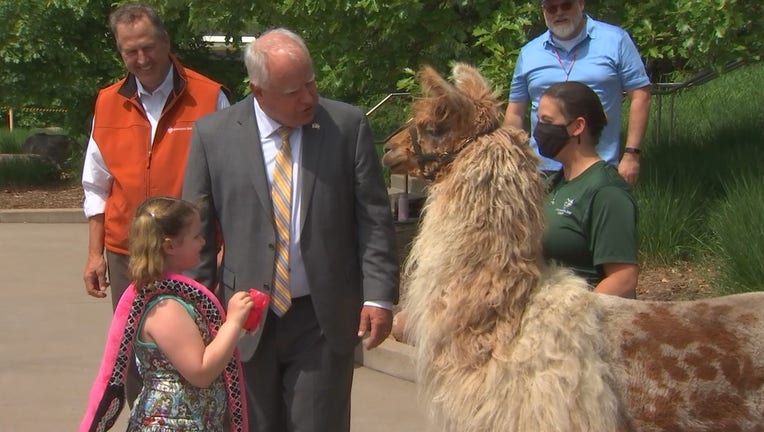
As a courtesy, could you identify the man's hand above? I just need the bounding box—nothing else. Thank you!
[357,305,393,350]
[84,253,108,298]
[618,153,640,185]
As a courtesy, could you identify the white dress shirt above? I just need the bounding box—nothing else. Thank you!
[252,98,391,310]
[253,98,310,299]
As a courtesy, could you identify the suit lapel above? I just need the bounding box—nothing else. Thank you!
[299,116,324,232]
[235,96,273,221]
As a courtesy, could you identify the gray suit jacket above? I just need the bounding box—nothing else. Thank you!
[183,95,399,360]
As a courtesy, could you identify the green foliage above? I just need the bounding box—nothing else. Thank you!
[0,0,120,138]
[707,175,764,294]
[472,2,539,95]
[366,94,412,141]
[0,126,83,184]
[622,0,762,79]
[3,0,763,139]
[0,156,61,186]
[261,1,486,102]
[637,63,764,293]
[0,128,29,154]
[634,176,705,265]
[365,92,413,187]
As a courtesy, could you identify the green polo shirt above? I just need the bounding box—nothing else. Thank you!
[542,161,637,286]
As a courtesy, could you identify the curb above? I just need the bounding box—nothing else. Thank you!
[0,208,417,381]
[355,338,415,382]
[0,208,86,223]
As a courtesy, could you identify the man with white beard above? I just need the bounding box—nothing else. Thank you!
[503,0,651,185]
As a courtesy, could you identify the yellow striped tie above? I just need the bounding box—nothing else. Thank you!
[271,126,293,316]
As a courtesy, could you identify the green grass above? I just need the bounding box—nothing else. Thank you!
[0,156,61,186]
[0,126,86,186]
[0,127,71,186]
[638,62,764,294]
[634,175,705,265]
[706,175,764,294]
[0,128,30,153]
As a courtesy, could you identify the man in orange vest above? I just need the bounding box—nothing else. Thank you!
[81,3,230,405]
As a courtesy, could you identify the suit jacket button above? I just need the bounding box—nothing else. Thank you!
[268,243,275,250]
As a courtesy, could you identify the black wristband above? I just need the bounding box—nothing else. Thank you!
[624,147,641,155]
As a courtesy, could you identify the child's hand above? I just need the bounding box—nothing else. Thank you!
[226,291,254,328]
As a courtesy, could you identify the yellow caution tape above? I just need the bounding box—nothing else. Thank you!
[0,106,68,113]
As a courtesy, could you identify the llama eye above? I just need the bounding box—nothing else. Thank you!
[425,126,445,137]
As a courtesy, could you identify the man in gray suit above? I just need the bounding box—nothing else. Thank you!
[182,28,399,432]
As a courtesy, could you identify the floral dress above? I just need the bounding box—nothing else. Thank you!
[127,295,227,431]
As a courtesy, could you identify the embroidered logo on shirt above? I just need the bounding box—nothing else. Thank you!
[555,198,575,216]
[167,126,193,133]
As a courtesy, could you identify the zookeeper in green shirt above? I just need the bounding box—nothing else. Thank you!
[535,81,638,298]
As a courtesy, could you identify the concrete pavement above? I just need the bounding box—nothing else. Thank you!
[0,221,428,431]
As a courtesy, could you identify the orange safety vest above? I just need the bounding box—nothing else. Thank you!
[93,57,228,254]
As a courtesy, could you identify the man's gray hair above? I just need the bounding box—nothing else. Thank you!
[244,28,313,89]
[109,3,167,42]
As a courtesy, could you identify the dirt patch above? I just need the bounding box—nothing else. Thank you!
[636,261,716,301]
[0,183,83,209]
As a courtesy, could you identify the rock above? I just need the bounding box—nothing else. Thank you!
[0,153,50,163]
[22,132,72,165]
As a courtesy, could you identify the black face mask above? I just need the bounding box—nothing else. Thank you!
[534,121,573,159]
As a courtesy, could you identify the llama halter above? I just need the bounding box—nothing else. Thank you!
[386,120,495,181]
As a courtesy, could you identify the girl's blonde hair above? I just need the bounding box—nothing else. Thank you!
[128,196,198,289]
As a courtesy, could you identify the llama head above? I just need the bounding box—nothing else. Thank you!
[382,63,503,181]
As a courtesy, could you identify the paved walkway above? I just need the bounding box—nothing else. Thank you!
[0,223,428,431]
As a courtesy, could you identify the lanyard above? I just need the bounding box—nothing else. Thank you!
[553,47,578,81]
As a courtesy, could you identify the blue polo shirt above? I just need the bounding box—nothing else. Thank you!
[509,16,651,171]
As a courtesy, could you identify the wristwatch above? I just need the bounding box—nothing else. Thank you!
[624,147,641,155]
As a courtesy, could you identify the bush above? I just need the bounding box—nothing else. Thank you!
[0,128,30,153]
[0,127,82,185]
[0,155,61,186]
[707,175,764,295]
[635,174,705,265]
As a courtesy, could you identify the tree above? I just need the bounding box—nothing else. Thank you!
[0,0,119,137]
[1,0,761,141]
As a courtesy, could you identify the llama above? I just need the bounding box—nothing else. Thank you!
[382,63,764,432]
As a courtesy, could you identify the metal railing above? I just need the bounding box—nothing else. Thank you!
[649,60,747,146]
[365,92,410,117]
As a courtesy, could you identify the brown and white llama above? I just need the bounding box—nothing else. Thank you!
[383,63,764,432]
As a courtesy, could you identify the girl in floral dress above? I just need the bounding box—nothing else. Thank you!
[81,197,258,431]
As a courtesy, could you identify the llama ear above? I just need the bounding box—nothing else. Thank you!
[419,65,475,118]
[452,63,494,101]
[418,65,453,99]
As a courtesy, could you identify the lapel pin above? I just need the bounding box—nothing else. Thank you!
[311,123,320,130]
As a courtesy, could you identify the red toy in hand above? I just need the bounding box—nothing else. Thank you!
[243,289,270,332]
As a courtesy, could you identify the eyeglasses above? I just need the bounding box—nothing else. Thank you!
[542,1,574,14]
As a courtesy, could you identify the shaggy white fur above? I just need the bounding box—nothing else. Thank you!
[403,128,626,431]
[386,63,764,432]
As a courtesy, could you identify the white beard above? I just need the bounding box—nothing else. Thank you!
[548,20,579,40]
[545,7,585,41]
